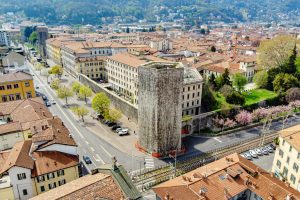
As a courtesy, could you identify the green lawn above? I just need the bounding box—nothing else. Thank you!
[243,89,277,105]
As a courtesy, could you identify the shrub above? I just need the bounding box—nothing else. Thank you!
[285,87,300,103]
[219,84,234,97]
[226,92,245,105]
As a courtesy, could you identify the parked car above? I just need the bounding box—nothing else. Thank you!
[254,148,263,156]
[265,145,274,153]
[97,114,104,120]
[45,101,51,107]
[111,125,121,130]
[269,143,276,150]
[260,147,269,155]
[107,122,117,127]
[51,100,56,105]
[42,95,47,101]
[243,152,252,160]
[104,120,111,124]
[118,130,129,136]
[249,150,258,158]
[116,128,123,133]
[83,155,92,164]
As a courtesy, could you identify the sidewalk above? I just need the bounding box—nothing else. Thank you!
[43,61,143,157]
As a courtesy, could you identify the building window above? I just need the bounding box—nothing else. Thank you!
[26,92,32,99]
[289,145,292,152]
[293,163,299,172]
[287,156,290,164]
[298,153,300,159]
[14,84,19,88]
[2,95,7,102]
[47,173,55,180]
[58,179,66,186]
[17,173,26,180]
[188,86,190,91]
[57,169,64,177]
[9,95,14,101]
[6,85,12,90]
[48,182,56,189]
[0,86,5,90]
[16,132,21,138]
[16,94,21,100]
[37,175,45,183]
[23,189,28,196]
[290,174,296,184]
[25,82,30,87]
[283,167,288,178]
[40,186,45,192]
[279,149,284,158]
[282,140,285,146]
[276,160,281,169]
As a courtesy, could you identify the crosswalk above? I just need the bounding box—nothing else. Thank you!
[145,157,155,169]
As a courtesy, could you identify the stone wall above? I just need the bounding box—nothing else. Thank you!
[79,74,138,123]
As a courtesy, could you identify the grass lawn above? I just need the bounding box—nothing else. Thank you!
[213,92,232,110]
[243,89,277,105]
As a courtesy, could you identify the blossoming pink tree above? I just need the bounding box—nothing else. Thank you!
[235,110,253,125]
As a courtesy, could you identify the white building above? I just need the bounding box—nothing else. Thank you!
[0,30,11,46]
[272,125,300,192]
[150,38,173,51]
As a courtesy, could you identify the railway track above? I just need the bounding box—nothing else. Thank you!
[133,132,278,191]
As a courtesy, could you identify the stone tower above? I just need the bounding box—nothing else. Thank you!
[138,62,183,157]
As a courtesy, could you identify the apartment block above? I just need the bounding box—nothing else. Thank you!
[0,30,11,47]
[272,125,300,191]
[61,41,127,78]
[0,71,36,103]
[154,153,300,200]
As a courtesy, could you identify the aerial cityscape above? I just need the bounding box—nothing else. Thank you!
[0,0,300,199]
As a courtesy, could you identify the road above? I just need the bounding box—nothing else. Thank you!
[27,60,146,173]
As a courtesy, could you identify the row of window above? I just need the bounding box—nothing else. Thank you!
[182,92,201,100]
[183,85,201,92]
[277,159,299,173]
[40,179,66,192]
[83,62,103,67]
[0,82,30,91]
[2,92,32,102]
[108,61,138,73]
[182,100,200,108]
[37,169,65,183]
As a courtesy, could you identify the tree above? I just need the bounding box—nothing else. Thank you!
[35,63,44,75]
[215,75,224,90]
[49,65,63,78]
[208,74,217,88]
[289,100,300,111]
[282,45,297,74]
[201,85,218,111]
[233,74,247,92]
[219,84,234,98]
[273,73,299,93]
[71,106,89,122]
[257,35,296,70]
[266,67,281,91]
[92,93,110,115]
[50,78,60,90]
[57,86,74,105]
[253,71,268,89]
[72,82,81,95]
[78,86,93,104]
[105,108,122,122]
[285,88,300,103]
[213,116,236,132]
[226,91,245,105]
[222,68,231,86]
[235,110,252,125]
[29,31,37,44]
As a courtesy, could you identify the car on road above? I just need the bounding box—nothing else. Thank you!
[254,148,263,156]
[111,125,121,130]
[51,100,56,105]
[45,101,51,107]
[35,86,39,89]
[83,155,92,164]
[42,95,47,101]
[116,128,122,133]
[249,150,258,158]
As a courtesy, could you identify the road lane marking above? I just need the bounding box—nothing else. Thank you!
[90,147,95,152]
[93,155,104,164]
[213,137,222,143]
[85,141,89,145]
[99,145,113,157]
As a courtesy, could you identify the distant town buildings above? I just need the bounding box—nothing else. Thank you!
[272,125,300,192]
[154,153,300,199]
[0,30,11,46]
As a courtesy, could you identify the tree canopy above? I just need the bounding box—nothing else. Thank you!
[92,92,110,115]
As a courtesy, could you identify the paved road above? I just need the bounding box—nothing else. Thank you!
[27,60,147,173]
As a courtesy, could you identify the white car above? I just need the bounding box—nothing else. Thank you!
[51,100,56,105]
[118,130,129,136]
[249,150,258,158]
[254,148,263,156]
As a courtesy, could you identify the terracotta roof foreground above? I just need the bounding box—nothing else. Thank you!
[153,153,300,200]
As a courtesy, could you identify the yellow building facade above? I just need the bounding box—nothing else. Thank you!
[0,71,35,103]
[0,186,15,200]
